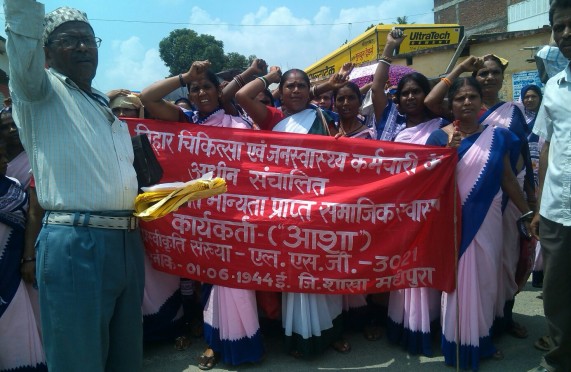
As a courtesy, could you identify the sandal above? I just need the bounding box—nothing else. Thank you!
[331,339,352,354]
[508,322,529,339]
[534,336,553,352]
[363,324,382,341]
[492,350,504,360]
[289,350,304,359]
[197,350,218,371]
[174,335,191,351]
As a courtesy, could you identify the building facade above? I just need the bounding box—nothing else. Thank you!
[434,0,550,34]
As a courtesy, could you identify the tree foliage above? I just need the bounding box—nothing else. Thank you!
[395,16,414,24]
[224,52,249,70]
[159,29,251,76]
[365,23,384,32]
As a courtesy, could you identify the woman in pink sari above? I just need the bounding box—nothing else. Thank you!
[426,77,532,370]
[0,141,46,372]
[387,71,444,356]
[426,55,533,341]
[474,55,533,339]
[141,60,263,370]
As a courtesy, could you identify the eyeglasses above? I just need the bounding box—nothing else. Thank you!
[49,36,102,50]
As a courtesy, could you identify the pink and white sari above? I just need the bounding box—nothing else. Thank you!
[387,118,443,356]
[480,102,530,329]
[441,125,514,370]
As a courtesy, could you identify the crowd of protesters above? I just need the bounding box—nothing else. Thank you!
[2,0,571,371]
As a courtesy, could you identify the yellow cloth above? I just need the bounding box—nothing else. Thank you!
[134,177,227,221]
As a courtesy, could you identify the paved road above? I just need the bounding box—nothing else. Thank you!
[143,280,547,371]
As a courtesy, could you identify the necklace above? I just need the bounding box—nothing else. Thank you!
[340,120,365,136]
[458,124,481,135]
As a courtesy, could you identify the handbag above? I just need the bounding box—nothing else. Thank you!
[131,134,163,189]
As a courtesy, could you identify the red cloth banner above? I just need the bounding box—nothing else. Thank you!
[126,118,459,294]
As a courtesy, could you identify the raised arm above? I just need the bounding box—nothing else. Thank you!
[4,0,50,102]
[235,66,282,125]
[140,60,211,121]
[221,58,268,115]
[371,29,406,120]
[106,89,134,102]
[312,62,354,99]
[424,56,483,119]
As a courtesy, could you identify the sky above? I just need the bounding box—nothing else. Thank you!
[0,0,435,93]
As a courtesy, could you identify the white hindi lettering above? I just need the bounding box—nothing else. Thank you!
[318,198,439,224]
[322,278,368,292]
[134,123,175,153]
[399,199,440,222]
[171,212,257,243]
[298,272,318,290]
[189,239,232,262]
[282,226,365,253]
[249,248,281,268]
[249,168,329,196]
[149,253,176,270]
[177,131,243,161]
[246,142,267,163]
[424,154,444,170]
[289,252,319,271]
[206,193,268,217]
[189,161,240,186]
[350,149,419,176]
[318,198,398,224]
[266,145,349,171]
[269,198,317,221]
[325,252,351,273]
[374,267,435,290]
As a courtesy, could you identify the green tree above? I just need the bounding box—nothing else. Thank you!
[365,22,384,32]
[223,52,249,70]
[159,29,226,75]
[395,16,414,24]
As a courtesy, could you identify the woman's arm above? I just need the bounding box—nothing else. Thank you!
[424,56,483,119]
[371,29,406,120]
[21,186,44,284]
[235,66,282,125]
[502,153,531,213]
[140,60,211,121]
[531,141,550,239]
[312,63,354,99]
[359,82,373,96]
[221,59,268,116]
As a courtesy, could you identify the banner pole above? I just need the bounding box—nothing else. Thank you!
[454,170,460,372]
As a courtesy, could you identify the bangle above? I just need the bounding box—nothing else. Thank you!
[233,76,245,88]
[380,55,393,63]
[21,256,36,264]
[379,59,391,66]
[310,85,317,97]
[178,74,186,88]
[441,77,452,87]
[257,76,268,89]
[519,210,534,221]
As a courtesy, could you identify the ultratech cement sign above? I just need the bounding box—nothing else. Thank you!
[408,31,453,46]
[306,24,464,80]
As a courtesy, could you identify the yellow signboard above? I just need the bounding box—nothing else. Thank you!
[306,24,464,80]
[396,26,462,53]
[307,48,351,81]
